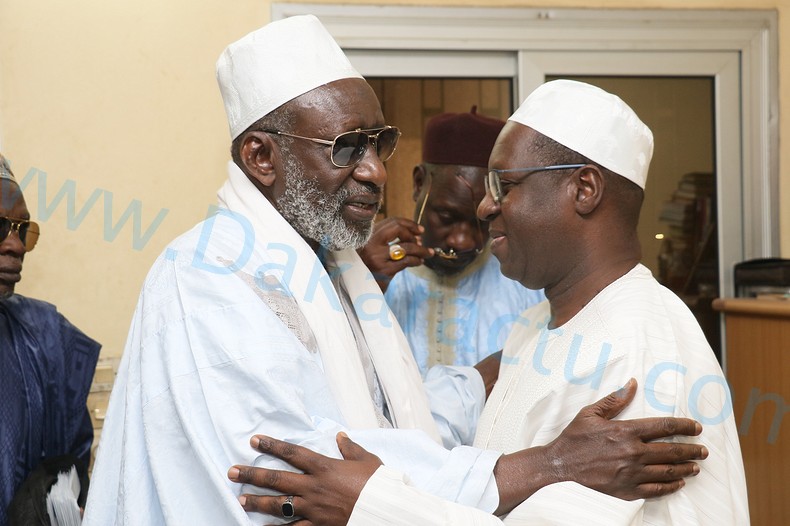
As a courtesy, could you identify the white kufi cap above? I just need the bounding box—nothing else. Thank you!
[0,153,16,183]
[509,80,653,189]
[216,15,363,139]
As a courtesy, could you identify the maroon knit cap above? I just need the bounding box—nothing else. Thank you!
[422,106,506,168]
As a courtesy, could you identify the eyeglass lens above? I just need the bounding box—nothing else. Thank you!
[486,165,586,203]
[0,218,39,251]
[485,171,502,203]
[332,127,400,167]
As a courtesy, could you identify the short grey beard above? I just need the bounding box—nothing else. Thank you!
[276,153,375,251]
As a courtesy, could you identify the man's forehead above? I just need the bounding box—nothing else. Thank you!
[291,78,384,130]
[489,123,537,167]
[429,166,487,202]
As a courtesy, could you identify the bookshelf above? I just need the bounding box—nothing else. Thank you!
[657,172,721,359]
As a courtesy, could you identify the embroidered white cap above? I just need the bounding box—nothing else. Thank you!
[216,15,363,140]
[0,153,15,183]
[509,79,654,189]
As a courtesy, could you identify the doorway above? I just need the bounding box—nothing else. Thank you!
[372,75,721,358]
[272,3,779,367]
[368,77,513,220]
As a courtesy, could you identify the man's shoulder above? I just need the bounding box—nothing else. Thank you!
[5,293,60,319]
[589,264,714,362]
[144,211,265,280]
[5,294,101,357]
[595,264,691,319]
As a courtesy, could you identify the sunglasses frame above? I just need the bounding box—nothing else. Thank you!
[0,216,40,252]
[261,126,401,168]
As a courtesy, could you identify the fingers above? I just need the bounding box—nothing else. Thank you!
[630,479,686,500]
[372,217,424,244]
[399,242,434,262]
[633,461,700,485]
[228,464,303,494]
[394,217,425,237]
[587,378,637,419]
[627,417,703,441]
[359,218,433,277]
[335,432,382,464]
[240,493,309,523]
[610,465,700,502]
[249,435,324,472]
[639,440,709,464]
[376,217,423,237]
[336,432,366,461]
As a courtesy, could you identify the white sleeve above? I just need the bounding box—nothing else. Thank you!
[423,364,486,447]
[349,471,645,526]
[349,466,506,526]
[503,482,644,526]
[347,428,501,513]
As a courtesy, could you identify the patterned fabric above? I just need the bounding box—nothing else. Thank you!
[0,295,100,526]
[328,262,392,428]
[386,249,545,374]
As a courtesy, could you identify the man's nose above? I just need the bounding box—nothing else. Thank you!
[477,192,500,222]
[0,228,26,257]
[447,221,480,252]
[352,147,387,189]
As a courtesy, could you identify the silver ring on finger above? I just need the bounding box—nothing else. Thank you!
[282,495,295,518]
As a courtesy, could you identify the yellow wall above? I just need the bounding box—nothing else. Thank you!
[0,0,785,358]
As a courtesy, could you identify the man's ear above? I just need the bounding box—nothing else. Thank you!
[239,131,277,187]
[572,165,605,216]
[412,164,427,202]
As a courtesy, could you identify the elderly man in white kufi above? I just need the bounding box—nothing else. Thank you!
[84,17,713,525]
[84,15,501,525]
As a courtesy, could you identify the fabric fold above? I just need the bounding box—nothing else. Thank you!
[216,162,440,440]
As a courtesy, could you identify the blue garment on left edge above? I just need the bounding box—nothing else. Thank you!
[0,294,100,526]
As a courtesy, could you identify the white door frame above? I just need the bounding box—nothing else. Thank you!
[273,3,779,300]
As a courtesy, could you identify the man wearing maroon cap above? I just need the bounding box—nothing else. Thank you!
[360,109,544,375]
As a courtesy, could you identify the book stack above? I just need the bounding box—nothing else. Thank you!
[657,172,717,294]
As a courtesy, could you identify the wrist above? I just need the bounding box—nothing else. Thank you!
[493,444,562,515]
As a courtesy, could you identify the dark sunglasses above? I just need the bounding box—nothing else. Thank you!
[262,126,401,168]
[0,217,40,252]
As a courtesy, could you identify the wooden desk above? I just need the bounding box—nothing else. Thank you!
[713,297,790,526]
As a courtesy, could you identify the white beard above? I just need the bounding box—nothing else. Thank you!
[276,153,377,251]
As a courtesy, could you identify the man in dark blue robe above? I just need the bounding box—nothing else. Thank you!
[0,153,100,525]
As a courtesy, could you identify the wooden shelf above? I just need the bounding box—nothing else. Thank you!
[715,297,790,526]
[713,297,790,318]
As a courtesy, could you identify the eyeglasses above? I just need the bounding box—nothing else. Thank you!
[485,164,586,204]
[262,126,401,168]
[0,217,40,251]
